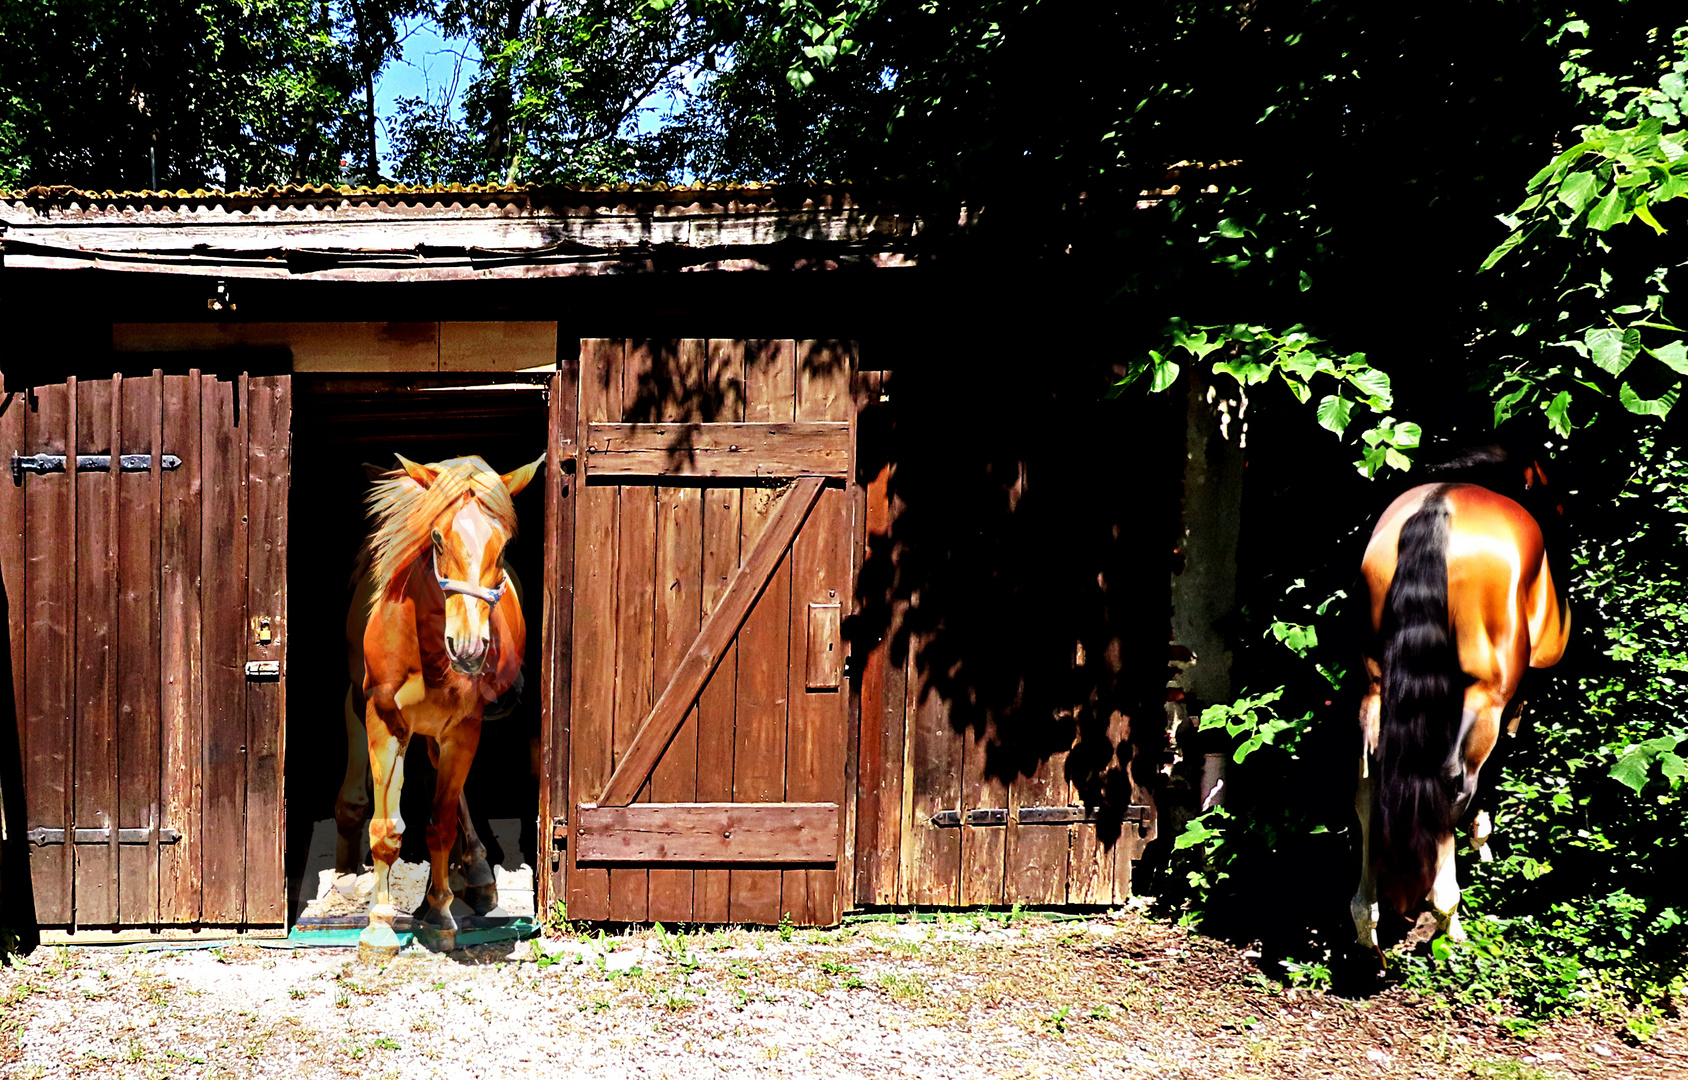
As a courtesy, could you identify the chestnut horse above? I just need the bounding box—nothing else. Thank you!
[334,556,525,913]
[1351,475,1570,948]
[357,453,540,943]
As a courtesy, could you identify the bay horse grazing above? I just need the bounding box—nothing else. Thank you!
[1351,469,1570,949]
[357,453,541,948]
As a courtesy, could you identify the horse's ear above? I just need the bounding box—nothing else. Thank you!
[501,455,545,498]
[396,455,439,488]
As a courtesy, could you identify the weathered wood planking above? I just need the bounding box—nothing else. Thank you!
[23,381,73,923]
[730,340,795,925]
[853,452,907,905]
[200,375,248,923]
[608,340,658,923]
[576,803,838,864]
[159,373,204,923]
[783,340,852,925]
[74,377,117,924]
[595,476,823,809]
[1005,750,1071,905]
[960,724,1008,908]
[905,642,962,906]
[583,422,850,479]
[243,376,290,924]
[648,339,705,923]
[538,355,579,912]
[116,375,161,925]
[693,339,744,922]
[567,340,622,921]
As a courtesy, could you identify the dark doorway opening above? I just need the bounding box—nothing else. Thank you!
[284,376,551,924]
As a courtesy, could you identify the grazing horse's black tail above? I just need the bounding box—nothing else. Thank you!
[1377,486,1462,913]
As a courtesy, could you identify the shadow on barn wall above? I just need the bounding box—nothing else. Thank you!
[848,330,1193,852]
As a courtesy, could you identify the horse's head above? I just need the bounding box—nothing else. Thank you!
[390,454,542,676]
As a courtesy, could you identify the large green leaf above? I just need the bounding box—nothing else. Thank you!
[1556,169,1597,214]
[1586,327,1641,375]
[1647,339,1688,374]
[1315,393,1353,435]
[1618,381,1681,417]
[1544,390,1572,435]
[1587,188,1630,230]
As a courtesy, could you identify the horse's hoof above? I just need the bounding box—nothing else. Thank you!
[414,924,457,953]
[358,903,402,964]
[462,882,499,916]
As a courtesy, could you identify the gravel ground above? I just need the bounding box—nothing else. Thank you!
[2,910,1684,1079]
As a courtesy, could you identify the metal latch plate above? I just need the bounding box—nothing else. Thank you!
[245,660,280,678]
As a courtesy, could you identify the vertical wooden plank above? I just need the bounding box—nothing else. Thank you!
[0,373,26,915]
[648,339,704,924]
[896,642,918,906]
[960,727,1007,908]
[693,339,743,923]
[73,377,117,925]
[609,340,657,924]
[568,341,621,922]
[784,341,851,925]
[160,373,204,923]
[730,339,795,925]
[1067,820,1111,905]
[117,375,162,925]
[21,382,73,924]
[243,376,289,924]
[1005,753,1070,905]
[200,374,248,924]
[906,643,961,907]
[539,352,579,913]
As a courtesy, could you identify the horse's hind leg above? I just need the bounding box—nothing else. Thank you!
[334,687,371,873]
[1431,684,1509,941]
[457,792,499,915]
[1350,663,1383,950]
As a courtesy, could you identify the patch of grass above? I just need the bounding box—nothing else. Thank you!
[288,987,308,1000]
[370,1037,401,1051]
[334,989,352,1009]
[778,912,794,943]
[876,972,927,1001]
[1470,1060,1550,1080]
[656,989,696,1012]
[817,959,856,976]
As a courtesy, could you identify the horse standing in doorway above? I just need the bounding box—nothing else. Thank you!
[356,454,541,948]
[1351,464,1570,949]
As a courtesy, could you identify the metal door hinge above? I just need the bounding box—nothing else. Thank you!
[246,660,280,679]
[930,805,1153,828]
[11,452,182,483]
[27,826,181,846]
[549,817,568,870]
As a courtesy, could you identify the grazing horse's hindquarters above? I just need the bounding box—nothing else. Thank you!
[356,453,542,954]
[1352,480,1570,949]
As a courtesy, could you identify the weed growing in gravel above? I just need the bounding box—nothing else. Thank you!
[778,912,795,942]
[335,989,351,1009]
[1470,1059,1550,1080]
[876,972,927,1001]
[371,1037,401,1050]
[732,987,750,1011]
[656,989,696,1012]
[288,987,307,999]
[1046,1005,1071,1033]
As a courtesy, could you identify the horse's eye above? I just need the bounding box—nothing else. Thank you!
[431,528,444,550]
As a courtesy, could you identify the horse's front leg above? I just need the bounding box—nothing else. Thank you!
[356,697,408,961]
[418,717,482,945]
[1351,660,1383,951]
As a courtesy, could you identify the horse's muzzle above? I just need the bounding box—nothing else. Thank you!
[447,638,489,675]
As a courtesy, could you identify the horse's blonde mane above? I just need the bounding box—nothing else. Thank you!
[363,455,518,602]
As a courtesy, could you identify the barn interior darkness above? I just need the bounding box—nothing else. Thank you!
[285,379,549,918]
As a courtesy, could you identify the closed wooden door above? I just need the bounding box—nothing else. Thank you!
[567,339,853,926]
[0,371,289,928]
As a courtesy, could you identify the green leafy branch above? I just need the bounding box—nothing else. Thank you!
[1112,319,1421,476]
[1483,28,1688,427]
[1196,687,1311,765]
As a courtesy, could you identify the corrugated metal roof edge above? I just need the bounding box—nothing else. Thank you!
[0,181,876,212]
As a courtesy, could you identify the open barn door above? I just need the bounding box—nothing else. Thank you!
[566,339,854,927]
[0,371,289,929]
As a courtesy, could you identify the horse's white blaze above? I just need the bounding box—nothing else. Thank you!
[444,501,498,659]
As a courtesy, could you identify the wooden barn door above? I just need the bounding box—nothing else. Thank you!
[0,371,289,929]
[567,339,853,926]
